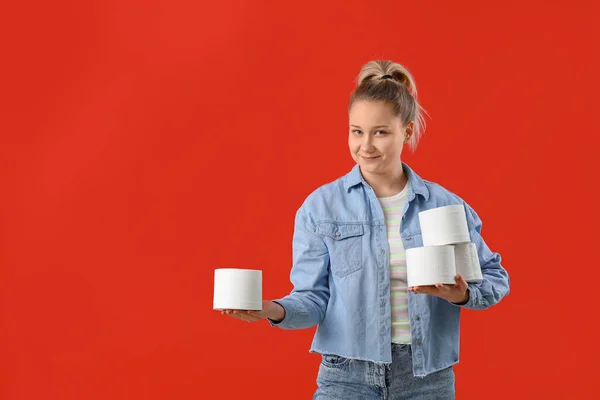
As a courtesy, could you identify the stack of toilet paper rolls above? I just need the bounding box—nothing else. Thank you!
[406,205,483,287]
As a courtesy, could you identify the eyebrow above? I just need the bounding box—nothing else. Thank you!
[350,125,389,129]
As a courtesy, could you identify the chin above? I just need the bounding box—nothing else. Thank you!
[359,163,381,173]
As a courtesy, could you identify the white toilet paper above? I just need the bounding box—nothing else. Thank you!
[406,246,456,287]
[454,242,483,282]
[213,269,262,311]
[419,205,470,246]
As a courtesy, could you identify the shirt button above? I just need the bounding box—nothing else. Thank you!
[335,232,340,237]
[414,315,420,321]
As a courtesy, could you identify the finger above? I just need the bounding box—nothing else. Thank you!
[235,310,263,321]
[438,284,456,300]
[435,283,450,293]
[230,311,255,322]
[225,312,247,321]
[246,310,265,319]
[412,285,438,295]
[455,275,468,290]
[226,310,249,319]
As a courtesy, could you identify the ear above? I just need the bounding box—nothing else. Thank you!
[404,121,415,143]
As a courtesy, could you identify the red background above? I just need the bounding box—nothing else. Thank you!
[1,1,599,399]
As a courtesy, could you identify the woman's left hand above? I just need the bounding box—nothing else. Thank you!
[408,275,469,304]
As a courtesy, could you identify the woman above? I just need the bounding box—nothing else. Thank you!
[222,60,510,399]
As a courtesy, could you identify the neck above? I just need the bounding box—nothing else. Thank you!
[361,164,408,198]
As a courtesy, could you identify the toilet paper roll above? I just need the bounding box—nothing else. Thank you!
[406,246,456,287]
[454,243,483,282]
[213,268,262,311]
[419,205,470,246]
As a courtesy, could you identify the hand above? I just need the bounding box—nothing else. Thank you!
[220,300,285,323]
[408,275,469,304]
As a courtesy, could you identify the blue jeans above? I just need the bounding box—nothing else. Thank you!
[313,344,455,400]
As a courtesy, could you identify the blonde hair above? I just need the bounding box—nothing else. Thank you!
[349,60,429,152]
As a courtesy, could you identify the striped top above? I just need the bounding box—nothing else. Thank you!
[378,183,411,344]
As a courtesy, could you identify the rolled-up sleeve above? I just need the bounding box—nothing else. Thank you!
[269,207,330,329]
[453,202,510,310]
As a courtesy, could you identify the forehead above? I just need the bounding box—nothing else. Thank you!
[349,100,399,126]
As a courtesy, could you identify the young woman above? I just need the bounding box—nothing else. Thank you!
[222,60,510,400]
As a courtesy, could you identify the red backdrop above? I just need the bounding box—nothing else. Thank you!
[2,0,599,399]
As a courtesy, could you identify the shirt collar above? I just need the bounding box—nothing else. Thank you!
[343,162,430,201]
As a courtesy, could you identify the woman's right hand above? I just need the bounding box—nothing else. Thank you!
[221,300,285,323]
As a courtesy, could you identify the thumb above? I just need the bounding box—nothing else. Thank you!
[455,275,467,290]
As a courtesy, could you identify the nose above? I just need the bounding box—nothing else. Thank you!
[361,134,375,152]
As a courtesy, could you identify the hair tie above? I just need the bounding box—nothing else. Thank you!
[381,75,393,80]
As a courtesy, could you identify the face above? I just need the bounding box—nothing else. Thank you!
[348,100,413,177]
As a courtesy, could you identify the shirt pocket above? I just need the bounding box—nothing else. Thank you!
[317,222,364,278]
[402,230,423,249]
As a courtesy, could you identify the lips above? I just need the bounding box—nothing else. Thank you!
[361,155,380,160]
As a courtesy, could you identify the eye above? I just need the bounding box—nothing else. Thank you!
[351,129,362,135]
[375,130,387,135]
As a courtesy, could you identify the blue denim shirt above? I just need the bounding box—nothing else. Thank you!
[271,162,510,377]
